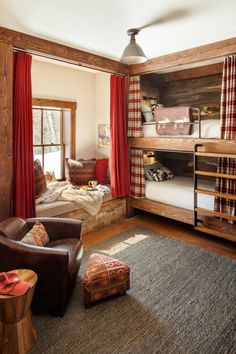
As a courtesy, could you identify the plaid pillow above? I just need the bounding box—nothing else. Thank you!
[65,158,96,185]
[34,159,47,197]
[20,221,49,247]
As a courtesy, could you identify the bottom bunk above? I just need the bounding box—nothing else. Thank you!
[127,145,236,241]
[128,176,215,226]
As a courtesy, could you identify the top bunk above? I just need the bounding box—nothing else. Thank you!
[128,63,236,152]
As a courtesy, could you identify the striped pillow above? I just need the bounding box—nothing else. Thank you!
[65,158,96,185]
[34,159,47,197]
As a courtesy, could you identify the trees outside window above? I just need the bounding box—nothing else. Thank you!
[32,98,76,179]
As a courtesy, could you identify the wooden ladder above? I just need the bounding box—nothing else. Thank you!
[194,144,236,242]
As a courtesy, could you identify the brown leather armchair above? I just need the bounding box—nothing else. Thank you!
[0,217,83,316]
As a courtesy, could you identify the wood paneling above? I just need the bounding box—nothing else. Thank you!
[158,63,223,82]
[159,74,222,120]
[140,74,159,104]
[0,27,129,75]
[0,42,13,221]
[129,37,236,75]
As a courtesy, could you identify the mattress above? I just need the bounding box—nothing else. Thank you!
[142,119,220,139]
[145,176,215,211]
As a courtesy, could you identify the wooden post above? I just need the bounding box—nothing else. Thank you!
[0,42,13,221]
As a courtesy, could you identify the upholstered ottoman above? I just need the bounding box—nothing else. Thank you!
[83,253,130,307]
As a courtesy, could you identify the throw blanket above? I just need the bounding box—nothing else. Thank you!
[154,106,193,135]
[36,182,109,216]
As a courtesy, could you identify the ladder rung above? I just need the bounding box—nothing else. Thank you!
[195,188,236,201]
[195,224,236,242]
[195,170,236,179]
[195,207,236,222]
[195,152,236,158]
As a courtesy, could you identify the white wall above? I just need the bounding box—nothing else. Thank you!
[94,72,110,159]
[32,59,110,159]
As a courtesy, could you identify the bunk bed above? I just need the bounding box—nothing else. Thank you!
[128,138,236,242]
[127,58,236,242]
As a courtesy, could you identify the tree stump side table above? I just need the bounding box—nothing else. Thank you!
[0,269,38,354]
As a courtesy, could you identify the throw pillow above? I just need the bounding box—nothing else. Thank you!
[20,221,49,247]
[95,158,109,184]
[144,160,163,181]
[141,104,154,123]
[148,166,174,182]
[65,158,96,185]
[34,159,47,197]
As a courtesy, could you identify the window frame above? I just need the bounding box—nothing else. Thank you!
[32,98,77,179]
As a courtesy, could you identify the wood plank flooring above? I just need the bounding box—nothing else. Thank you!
[83,212,236,260]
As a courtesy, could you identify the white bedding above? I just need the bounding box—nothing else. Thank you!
[142,119,220,138]
[145,176,215,211]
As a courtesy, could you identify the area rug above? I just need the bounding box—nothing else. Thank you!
[30,227,236,354]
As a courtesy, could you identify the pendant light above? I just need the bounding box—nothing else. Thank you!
[120,29,147,65]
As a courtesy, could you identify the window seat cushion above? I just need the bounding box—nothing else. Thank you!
[36,192,112,218]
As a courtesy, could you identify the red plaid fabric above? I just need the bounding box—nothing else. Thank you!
[220,55,236,139]
[127,76,142,137]
[130,149,145,198]
[215,158,236,217]
[215,55,236,218]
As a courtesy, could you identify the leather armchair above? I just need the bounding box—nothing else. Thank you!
[0,217,83,316]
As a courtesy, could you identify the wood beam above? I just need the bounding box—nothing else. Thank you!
[129,37,236,75]
[0,41,13,221]
[0,27,129,75]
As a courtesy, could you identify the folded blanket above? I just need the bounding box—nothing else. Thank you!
[36,181,107,216]
[154,106,193,135]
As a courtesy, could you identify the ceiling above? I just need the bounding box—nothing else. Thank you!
[0,0,235,62]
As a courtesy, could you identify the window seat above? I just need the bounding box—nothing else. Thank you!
[36,193,126,234]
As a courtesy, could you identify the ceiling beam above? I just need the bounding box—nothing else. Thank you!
[129,37,236,75]
[0,27,129,75]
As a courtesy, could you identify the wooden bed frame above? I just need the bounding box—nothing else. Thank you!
[128,137,236,242]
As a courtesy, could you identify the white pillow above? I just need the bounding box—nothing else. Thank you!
[141,105,154,123]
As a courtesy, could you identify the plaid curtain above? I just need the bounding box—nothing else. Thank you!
[215,55,236,218]
[220,55,236,139]
[130,149,145,198]
[127,76,142,137]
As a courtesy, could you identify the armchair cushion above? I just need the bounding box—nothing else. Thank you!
[20,221,49,246]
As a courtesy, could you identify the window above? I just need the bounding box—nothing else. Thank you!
[32,98,76,179]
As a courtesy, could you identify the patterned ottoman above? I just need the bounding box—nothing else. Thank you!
[83,253,130,307]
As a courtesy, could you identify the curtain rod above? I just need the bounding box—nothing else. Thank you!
[13,47,125,76]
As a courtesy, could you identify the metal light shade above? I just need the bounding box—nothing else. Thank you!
[120,29,147,65]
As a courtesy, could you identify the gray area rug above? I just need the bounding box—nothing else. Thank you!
[30,227,236,354]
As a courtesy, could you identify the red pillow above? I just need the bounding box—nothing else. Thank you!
[95,159,108,184]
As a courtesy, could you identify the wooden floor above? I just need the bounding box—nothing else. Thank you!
[83,212,236,260]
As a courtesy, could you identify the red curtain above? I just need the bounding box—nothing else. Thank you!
[110,75,130,197]
[13,52,36,218]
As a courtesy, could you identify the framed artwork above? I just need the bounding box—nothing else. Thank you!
[98,124,110,148]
